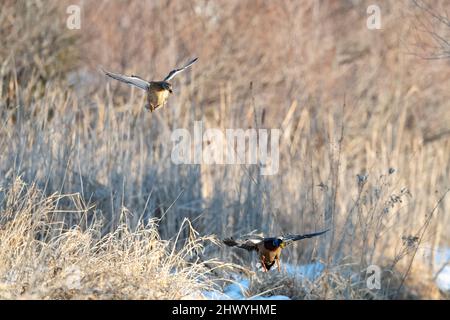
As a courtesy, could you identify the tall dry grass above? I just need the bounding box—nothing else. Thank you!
[0,178,233,299]
[0,0,449,299]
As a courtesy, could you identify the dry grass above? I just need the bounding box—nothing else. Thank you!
[0,178,234,299]
[0,0,449,299]
[245,261,445,300]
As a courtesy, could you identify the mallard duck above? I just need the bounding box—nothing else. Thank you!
[223,229,329,272]
[102,57,197,112]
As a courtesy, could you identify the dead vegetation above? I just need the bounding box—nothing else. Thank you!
[0,178,234,299]
[0,0,449,299]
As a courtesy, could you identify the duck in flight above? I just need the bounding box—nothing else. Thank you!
[223,229,329,272]
[102,57,198,112]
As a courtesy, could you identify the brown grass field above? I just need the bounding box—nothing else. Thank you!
[0,0,449,299]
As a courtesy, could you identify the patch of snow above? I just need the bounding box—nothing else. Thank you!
[436,268,450,292]
[250,295,291,300]
[202,262,325,300]
[200,290,230,300]
[202,277,292,300]
[223,279,249,299]
[433,247,450,292]
[421,245,450,292]
[283,262,325,280]
[201,278,251,300]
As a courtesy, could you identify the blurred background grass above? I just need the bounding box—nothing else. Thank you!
[0,0,449,299]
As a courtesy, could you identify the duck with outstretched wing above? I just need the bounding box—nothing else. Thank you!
[102,57,198,112]
[223,229,329,272]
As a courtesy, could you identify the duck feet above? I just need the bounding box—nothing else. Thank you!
[260,256,268,272]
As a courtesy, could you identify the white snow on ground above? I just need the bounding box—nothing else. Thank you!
[201,277,291,300]
[284,262,325,280]
[201,262,324,300]
[251,295,291,300]
[201,280,250,300]
[436,271,450,291]
[433,247,450,292]
[201,249,450,300]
